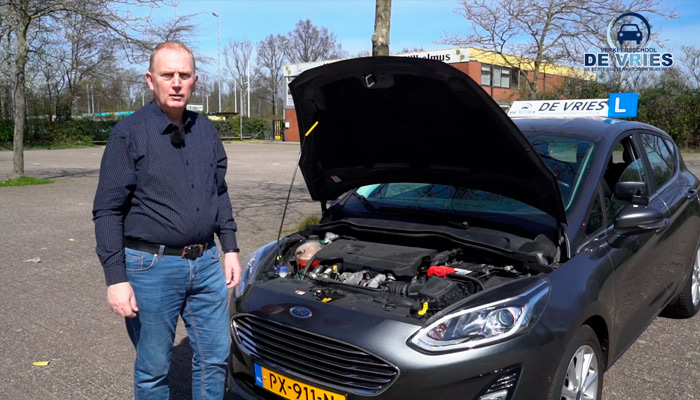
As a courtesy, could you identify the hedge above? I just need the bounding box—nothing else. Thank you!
[211,117,269,140]
[0,114,270,146]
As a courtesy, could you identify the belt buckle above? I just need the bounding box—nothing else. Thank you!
[182,244,204,259]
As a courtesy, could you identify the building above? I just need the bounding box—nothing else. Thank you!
[282,47,594,142]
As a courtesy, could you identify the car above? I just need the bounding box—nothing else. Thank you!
[226,57,700,400]
[617,23,643,46]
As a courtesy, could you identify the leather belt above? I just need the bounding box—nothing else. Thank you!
[124,237,213,259]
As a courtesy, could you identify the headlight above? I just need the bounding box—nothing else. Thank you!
[410,280,550,352]
[233,241,278,298]
[233,251,257,298]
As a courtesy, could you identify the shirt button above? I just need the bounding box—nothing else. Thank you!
[191,184,194,188]
[196,207,200,211]
[186,161,190,165]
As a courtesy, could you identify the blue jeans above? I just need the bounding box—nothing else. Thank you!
[124,245,230,400]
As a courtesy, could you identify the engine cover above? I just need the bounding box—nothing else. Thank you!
[313,239,437,277]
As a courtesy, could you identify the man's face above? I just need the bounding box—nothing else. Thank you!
[146,47,197,121]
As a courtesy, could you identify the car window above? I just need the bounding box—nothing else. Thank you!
[640,133,675,189]
[663,138,677,160]
[611,142,625,163]
[602,135,646,225]
[585,188,605,237]
[526,136,595,208]
[608,158,648,223]
[618,158,647,182]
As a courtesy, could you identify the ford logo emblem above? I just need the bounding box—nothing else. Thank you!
[289,306,312,319]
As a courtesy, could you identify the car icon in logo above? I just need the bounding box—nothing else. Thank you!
[617,23,642,46]
[289,306,312,319]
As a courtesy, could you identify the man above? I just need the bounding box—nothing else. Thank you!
[93,41,241,400]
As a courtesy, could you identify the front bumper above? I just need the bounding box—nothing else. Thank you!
[227,315,561,400]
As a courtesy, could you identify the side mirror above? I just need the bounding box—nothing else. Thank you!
[607,204,668,247]
[614,181,648,205]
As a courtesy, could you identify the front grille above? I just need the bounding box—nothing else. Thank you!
[233,315,399,394]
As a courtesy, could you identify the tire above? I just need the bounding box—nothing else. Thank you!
[663,244,700,318]
[547,325,603,400]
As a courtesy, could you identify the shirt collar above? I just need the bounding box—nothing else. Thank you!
[147,101,194,135]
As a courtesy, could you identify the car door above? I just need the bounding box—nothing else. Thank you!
[637,131,699,297]
[603,132,673,358]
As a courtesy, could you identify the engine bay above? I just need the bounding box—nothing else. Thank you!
[255,228,547,319]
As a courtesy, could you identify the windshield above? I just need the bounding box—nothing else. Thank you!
[349,183,556,236]
[348,136,593,224]
[356,183,544,215]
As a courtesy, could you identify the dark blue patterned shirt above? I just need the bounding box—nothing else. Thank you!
[93,101,238,285]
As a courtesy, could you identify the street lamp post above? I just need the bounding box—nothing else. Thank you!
[212,12,221,113]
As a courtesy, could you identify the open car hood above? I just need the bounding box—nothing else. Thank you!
[289,56,566,223]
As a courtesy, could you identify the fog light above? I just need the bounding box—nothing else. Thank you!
[479,389,508,400]
[478,366,520,400]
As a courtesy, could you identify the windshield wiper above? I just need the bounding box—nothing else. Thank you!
[350,191,378,213]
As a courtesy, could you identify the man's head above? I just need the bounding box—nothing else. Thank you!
[146,42,198,122]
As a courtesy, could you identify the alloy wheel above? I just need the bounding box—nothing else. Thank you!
[561,345,599,400]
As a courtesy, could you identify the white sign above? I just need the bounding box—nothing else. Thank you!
[397,48,469,64]
[186,104,204,112]
[508,99,609,117]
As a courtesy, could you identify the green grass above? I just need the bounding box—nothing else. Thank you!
[283,215,321,233]
[0,177,54,187]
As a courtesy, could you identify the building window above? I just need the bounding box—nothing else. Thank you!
[481,66,491,86]
[481,64,513,88]
[285,76,295,108]
[510,68,521,89]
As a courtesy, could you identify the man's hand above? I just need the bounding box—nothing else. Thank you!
[107,282,138,318]
[223,252,242,289]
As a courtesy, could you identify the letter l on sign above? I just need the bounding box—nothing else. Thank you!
[615,97,626,113]
[607,93,639,118]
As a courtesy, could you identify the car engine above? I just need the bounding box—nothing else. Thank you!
[267,231,535,318]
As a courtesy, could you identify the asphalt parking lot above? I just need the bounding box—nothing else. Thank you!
[0,143,699,399]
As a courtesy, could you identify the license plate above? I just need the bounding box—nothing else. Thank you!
[254,364,346,400]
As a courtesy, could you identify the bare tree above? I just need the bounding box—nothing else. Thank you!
[31,40,67,119]
[224,39,255,117]
[372,0,391,56]
[55,8,117,117]
[139,13,209,64]
[256,34,286,118]
[0,4,16,120]
[681,45,700,88]
[444,0,676,99]
[354,49,371,58]
[285,19,345,63]
[2,0,174,178]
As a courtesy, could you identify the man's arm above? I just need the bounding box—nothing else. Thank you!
[93,130,138,316]
[213,132,241,287]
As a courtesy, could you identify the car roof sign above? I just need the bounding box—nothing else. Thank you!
[508,93,638,118]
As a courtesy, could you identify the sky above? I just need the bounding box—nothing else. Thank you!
[142,0,700,76]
